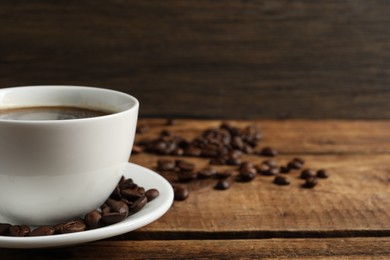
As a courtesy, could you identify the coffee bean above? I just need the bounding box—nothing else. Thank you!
[101,212,128,225]
[56,219,86,234]
[121,188,144,201]
[260,147,278,157]
[28,226,55,236]
[216,170,234,179]
[273,176,290,186]
[280,166,290,174]
[173,185,189,201]
[300,169,316,179]
[101,203,111,215]
[0,223,11,235]
[209,156,226,165]
[225,157,242,166]
[183,146,202,157]
[110,185,121,200]
[316,169,329,178]
[198,167,217,178]
[302,177,318,188]
[255,163,272,175]
[214,179,231,190]
[106,199,129,216]
[9,225,30,236]
[85,210,102,229]
[263,160,277,168]
[157,159,176,171]
[145,189,159,202]
[239,162,254,171]
[293,157,305,165]
[287,160,303,170]
[239,169,256,182]
[176,160,195,171]
[128,196,148,215]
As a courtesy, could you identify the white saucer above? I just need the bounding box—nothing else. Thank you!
[0,163,174,249]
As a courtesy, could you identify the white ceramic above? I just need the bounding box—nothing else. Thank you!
[0,163,174,249]
[0,86,138,225]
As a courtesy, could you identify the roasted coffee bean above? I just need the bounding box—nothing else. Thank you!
[56,219,86,234]
[316,169,329,178]
[239,162,254,171]
[214,179,231,190]
[280,166,290,174]
[136,124,149,134]
[173,185,189,201]
[128,196,148,215]
[177,171,198,182]
[160,129,172,137]
[263,160,277,168]
[293,157,305,165]
[176,160,195,172]
[198,167,217,178]
[273,176,290,186]
[85,210,102,229]
[209,156,226,165]
[121,188,144,201]
[260,147,278,157]
[302,177,318,188]
[225,157,242,166]
[119,178,136,190]
[287,160,303,170]
[9,225,30,236]
[28,226,55,236]
[300,169,316,179]
[0,223,11,235]
[101,203,111,214]
[145,189,159,202]
[239,170,256,182]
[106,199,129,216]
[101,212,128,225]
[132,145,143,154]
[157,159,176,171]
[255,163,271,175]
[110,185,121,200]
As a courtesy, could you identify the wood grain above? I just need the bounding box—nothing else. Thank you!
[127,119,390,238]
[0,1,390,119]
[1,238,389,259]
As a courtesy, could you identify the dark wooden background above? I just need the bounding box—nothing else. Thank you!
[0,0,389,119]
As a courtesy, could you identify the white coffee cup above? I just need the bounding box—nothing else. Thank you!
[0,86,138,225]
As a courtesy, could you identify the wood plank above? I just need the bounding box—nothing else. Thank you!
[0,1,390,119]
[1,238,389,259]
[126,119,390,237]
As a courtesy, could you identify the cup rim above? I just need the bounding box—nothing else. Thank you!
[0,85,139,124]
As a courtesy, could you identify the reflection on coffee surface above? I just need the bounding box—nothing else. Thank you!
[0,106,112,120]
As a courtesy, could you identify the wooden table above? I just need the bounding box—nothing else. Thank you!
[1,119,389,259]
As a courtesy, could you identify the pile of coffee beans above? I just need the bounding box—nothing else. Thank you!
[0,176,159,237]
[136,120,329,201]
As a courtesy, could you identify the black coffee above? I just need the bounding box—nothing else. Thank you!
[0,106,112,120]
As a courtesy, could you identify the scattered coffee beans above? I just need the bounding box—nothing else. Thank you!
[316,169,329,178]
[259,147,278,157]
[300,169,316,179]
[0,176,159,237]
[198,167,217,179]
[173,185,189,201]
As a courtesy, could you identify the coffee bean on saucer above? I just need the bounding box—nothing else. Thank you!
[106,199,129,216]
[101,212,128,226]
[145,189,159,202]
[157,159,176,171]
[273,176,290,186]
[121,188,143,201]
[316,169,329,178]
[302,177,318,189]
[56,219,86,234]
[173,185,189,201]
[0,223,11,235]
[300,169,316,179]
[28,226,55,236]
[84,210,102,229]
[214,179,231,190]
[9,225,30,237]
[128,196,148,215]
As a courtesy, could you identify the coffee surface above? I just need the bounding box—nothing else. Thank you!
[0,106,111,120]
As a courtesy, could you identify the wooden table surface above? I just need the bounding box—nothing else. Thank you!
[1,119,389,259]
